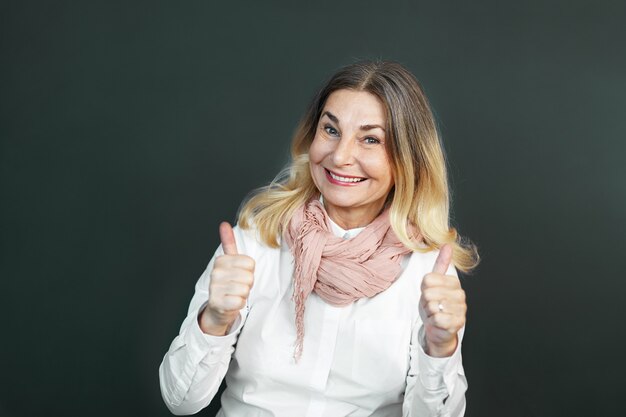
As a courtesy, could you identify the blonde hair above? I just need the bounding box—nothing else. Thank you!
[238,61,479,272]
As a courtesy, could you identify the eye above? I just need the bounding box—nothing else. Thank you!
[363,136,381,145]
[323,124,339,136]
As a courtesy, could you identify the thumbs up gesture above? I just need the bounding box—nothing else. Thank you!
[199,222,255,336]
[418,244,467,357]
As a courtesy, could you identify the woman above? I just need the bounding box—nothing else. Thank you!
[159,60,479,416]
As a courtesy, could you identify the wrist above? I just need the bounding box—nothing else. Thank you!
[425,337,458,358]
[198,308,229,336]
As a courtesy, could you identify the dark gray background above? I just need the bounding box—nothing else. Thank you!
[1,1,625,416]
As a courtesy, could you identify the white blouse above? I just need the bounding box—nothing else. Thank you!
[159,222,467,417]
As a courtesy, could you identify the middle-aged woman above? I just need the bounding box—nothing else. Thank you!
[160,60,479,417]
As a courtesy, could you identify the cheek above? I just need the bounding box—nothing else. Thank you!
[384,157,395,185]
[364,154,394,183]
[378,167,394,192]
[308,136,326,165]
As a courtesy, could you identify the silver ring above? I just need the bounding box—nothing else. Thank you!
[437,302,444,313]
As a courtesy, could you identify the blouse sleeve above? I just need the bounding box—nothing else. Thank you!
[402,263,468,417]
[158,227,250,415]
[402,325,467,417]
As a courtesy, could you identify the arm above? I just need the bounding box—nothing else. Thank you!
[402,325,467,417]
[403,245,468,416]
[159,224,252,415]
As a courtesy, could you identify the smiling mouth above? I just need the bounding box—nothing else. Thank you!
[325,169,366,183]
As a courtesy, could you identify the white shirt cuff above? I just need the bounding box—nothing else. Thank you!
[416,325,464,391]
[184,302,246,365]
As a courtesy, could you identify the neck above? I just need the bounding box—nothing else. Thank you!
[324,203,385,230]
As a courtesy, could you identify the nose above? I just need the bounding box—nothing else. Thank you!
[331,135,357,166]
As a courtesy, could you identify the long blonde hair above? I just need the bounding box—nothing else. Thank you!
[238,61,479,272]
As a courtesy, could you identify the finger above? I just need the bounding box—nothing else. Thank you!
[219,221,238,255]
[420,287,448,305]
[424,326,460,352]
[432,244,452,275]
[421,287,466,305]
[424,300,446,318]
[220,295,247,311]
[214,255,256,273]
[425,312,465,332]
[208,294,246,313]
[221,281,252,298]
[421,272,461,291]
[423,299,466,317]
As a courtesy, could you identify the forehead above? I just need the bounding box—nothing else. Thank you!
[322,89,386,124]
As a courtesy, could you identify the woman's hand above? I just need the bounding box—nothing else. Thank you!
[199,222,255,336]
[418,244,467,357]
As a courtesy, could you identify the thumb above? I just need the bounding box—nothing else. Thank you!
[219,221,238,255]
[432,244,452,274]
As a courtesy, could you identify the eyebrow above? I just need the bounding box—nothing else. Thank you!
[321,111,386,133]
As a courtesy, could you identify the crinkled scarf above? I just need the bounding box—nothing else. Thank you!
[285,199,412,360]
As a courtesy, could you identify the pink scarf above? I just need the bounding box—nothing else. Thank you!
[285,199,412,360]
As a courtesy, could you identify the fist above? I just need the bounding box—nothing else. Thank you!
[418,244,467,357]
[199,222,255,336]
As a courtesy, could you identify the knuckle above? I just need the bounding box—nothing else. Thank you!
[210,267,225,281]
[237,271,254,287]
[214,254,228,266]
[223,298,236,310]
[234,255,255,271]
[245,256,256,270]
[432,314,444,327]
[422,273,436,287]
[233,282,250,297]
[422,288,435,301]
[208,284,220,298]
[242,271,254,285]
[242,284,251,297]
[207,300,224,314]
[447,274,460,284]
[227,296,245,310]
[443,277,457,289]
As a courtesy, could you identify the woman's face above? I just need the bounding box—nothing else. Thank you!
[309,89,394,229]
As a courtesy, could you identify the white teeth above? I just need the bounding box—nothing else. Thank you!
[329,171,364,183]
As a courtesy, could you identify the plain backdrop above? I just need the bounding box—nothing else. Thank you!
[1,1,625,416]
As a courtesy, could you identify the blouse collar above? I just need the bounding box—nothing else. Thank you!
[320,195,366,239]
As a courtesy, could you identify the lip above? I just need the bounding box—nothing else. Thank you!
[324,168,367,186]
